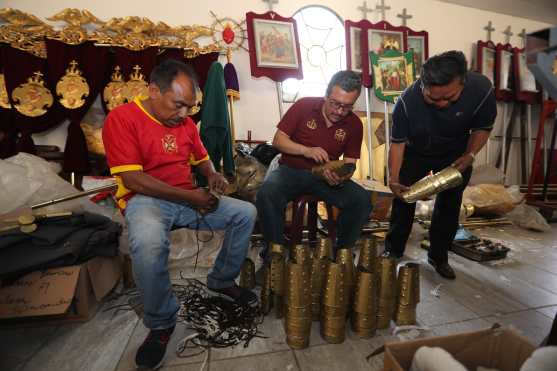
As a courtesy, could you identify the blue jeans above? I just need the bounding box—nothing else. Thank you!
[255,164,372,260]
[125,194,257,330]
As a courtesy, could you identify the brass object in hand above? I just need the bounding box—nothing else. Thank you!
[401,166,463,203]
[56,60,90,109]
[311,160,356,180]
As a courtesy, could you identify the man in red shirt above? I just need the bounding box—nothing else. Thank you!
[102,59,257,370]
[256,70,372,262]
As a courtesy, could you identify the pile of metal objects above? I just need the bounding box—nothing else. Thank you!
[253,237,421,349]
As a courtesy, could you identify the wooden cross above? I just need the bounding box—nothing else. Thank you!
[397,8,412,26]
[503,25,513,44]
[375,0,391,21]
[484,21,495,41]
[357,1,373,20]
[518,28,527,48]
[262,0,278,11]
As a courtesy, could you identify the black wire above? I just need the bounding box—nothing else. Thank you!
[193,210,214,272]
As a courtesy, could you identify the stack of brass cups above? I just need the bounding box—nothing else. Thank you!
[260,265,272,314]
[321,261,347,343]
[285,259,312,349]
[269,243,286,318]
[311,239,332,320]
[351,267,377,337]
[239,258,256,289]
[336,248,356,312]
[394,263,420,325]
[377,256,397,329]
[357,237,377,272]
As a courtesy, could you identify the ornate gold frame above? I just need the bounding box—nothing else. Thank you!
[0,8,220,59]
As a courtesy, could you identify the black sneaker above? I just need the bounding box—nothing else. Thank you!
[135,326,175,370]
[209,284,258,306]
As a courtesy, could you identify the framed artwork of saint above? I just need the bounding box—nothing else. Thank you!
[370,49,415,103]
[406,29,428,78]
[252,18,299,68]
[476,40,496,86]
[495,43,514,101]
[512,47,540,104]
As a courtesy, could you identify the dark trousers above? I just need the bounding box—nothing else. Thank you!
[385,154,472,263]
[255,164,372,259]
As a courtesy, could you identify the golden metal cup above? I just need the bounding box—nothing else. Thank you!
[336,248,355,309]
[401,166,463,203]
[322,261,347,309]
[357,238,377,272]
[353,268,377,315]
[270,253,286,295]
[310,257,329,321]
[286,261,312,308]
[260,266,272,314]
[315,238,333,260]
[239,258,256,289]
[291,244,312,266]
[394,263,420,325]
[377,256,397,329]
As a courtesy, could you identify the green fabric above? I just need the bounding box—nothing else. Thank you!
[199,61,235,184]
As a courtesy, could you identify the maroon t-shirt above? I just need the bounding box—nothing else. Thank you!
[278,97,363,170]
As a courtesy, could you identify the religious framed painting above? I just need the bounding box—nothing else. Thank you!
[512,47,540,104]
[246,11,303,81]
[476,40,496,86]
[406,29,428,79]
[370,49,415,103]
[345,20,367,73]
[495,43,514,101]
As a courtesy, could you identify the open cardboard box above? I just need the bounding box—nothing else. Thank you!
[383,326,536,371]
[0,256,121,326]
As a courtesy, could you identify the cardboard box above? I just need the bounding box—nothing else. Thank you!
[383,326,535,371]
[0,256,121,326]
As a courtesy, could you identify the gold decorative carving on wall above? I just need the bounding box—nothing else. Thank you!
[122,65,149,103]
[0,74,11,109]
[103,66,126,111]
[47,8,104,45]
[56,60,90,109]
[0,8,221,57]
[11,71,53,117]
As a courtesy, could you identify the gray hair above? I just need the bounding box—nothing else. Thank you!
[326,70,362,96]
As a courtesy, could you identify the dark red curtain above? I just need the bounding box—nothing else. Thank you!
[1,45,66,155]
[0,45,17,159]
[45,39,111,173]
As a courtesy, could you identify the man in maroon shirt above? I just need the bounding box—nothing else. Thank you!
[256,70,372,262]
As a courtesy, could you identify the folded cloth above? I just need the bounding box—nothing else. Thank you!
[410,346,468,371]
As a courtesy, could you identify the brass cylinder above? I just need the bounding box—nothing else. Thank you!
[320,307,347,344]
[315,238,333,260]
[336,248,355,309]
[310,257,329,321]
[291,244,312,266]
[239,258,256,289]
[357,238,377,272]
[351,267,378,338]
[401,166,463,203]
[270,253,286,295]
[321,261,347,344]
[260,266,272,314]
[285,260,312,349]
[377,256,397,329]
[270,242,286,255]
[394,263,420,326]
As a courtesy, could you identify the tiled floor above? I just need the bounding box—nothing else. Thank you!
[2,223,556,371]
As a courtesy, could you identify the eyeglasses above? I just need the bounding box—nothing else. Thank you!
[327,98,354,112]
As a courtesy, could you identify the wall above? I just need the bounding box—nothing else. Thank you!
[2,0,552,184]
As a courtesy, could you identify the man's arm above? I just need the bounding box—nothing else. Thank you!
[196,159,228,194]
[388,142,410,198]
[452,130,491,172]
[272,129,329,163]
[119,171,213,207]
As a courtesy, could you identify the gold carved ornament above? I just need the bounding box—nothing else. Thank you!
[11,71,53,117]
[103,66,126,111]
[0,8,51,58]
[56,60,90,109]
[0,74,11,109]
[122,65,148,103]
[47,9,104,45]
[189,87,203,116]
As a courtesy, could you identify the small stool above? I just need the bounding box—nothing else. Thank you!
[287,195,336,245]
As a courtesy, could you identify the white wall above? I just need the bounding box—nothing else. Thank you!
[3,0,553,184]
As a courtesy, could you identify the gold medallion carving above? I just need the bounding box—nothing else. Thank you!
[0,74,11,109]
[123,65,148,103]
[56,60,89,109]
[189,88,203,116]
[103,66,126,111]
[11,71,53,117]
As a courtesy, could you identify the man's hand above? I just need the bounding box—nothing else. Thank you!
[452,153,474,173]
[208,172,229,194]
[323,168,342,186]
[302,146,329,163]
[389,179,410,199]
[188,188,217,209]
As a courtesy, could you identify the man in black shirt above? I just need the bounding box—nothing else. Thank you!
[384,50,496,279]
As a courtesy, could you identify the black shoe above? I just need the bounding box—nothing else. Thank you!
[209,284,258,306]
[381,250,403,260]
[135,326,175,370]
[428,258,456,280]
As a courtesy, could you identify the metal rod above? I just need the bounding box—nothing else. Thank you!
[384,100,390,185]
[365,88,373,179]
[542,115,557,201]
[527,104,533,180]
[275,82,284,119]
[501,103,508,183]
[31,183,118,210]
[228,96,236,143]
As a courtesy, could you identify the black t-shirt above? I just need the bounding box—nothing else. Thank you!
[391,71,497,157]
